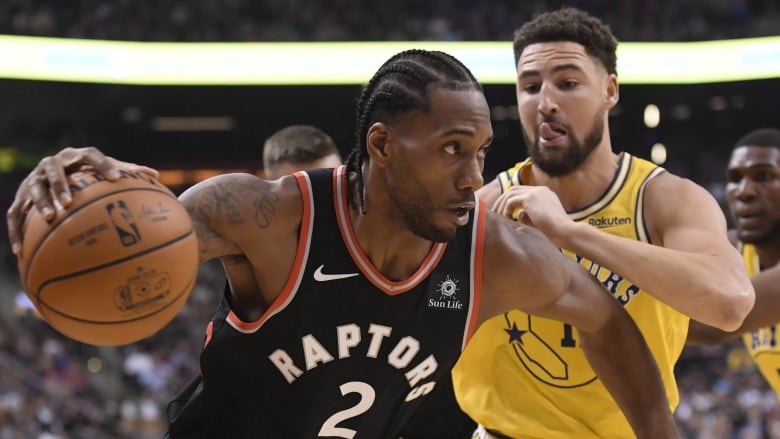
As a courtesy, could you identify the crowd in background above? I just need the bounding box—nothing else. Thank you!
[0,261,225,439]
[0,0,778,42]
[0,1,779,438]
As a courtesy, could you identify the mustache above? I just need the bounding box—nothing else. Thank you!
[450,193,476,206]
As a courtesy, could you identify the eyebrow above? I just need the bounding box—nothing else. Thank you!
[727,163,780,173]
[441,128,494,145]
[519,63,585,79]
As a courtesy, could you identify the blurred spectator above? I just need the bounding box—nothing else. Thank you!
[0,0,777,42]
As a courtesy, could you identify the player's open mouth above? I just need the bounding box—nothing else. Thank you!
[449,205,473,226]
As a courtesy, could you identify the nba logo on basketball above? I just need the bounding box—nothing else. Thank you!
[106,200,141,246]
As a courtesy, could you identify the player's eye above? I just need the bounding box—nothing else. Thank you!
[443,143,459,155]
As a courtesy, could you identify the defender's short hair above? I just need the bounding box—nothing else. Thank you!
[263,125,340,170]
[734,128,780,150]
[513,7,618,75]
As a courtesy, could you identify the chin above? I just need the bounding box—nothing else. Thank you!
[739,231,766,244]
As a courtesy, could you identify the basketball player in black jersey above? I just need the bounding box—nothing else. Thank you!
[222,124,344,328]
[8,50,679,438]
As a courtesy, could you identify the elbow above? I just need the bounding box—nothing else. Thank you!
[713,286,755,332]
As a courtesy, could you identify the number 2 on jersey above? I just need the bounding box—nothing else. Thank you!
[319,381,375,439]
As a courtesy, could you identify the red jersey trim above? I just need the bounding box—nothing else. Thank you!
[333,166,447,295]
[226,173,314,333]
[463,200,485,349]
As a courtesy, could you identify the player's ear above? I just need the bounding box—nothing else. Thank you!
[604,73,619,109]
[366,122,392,167]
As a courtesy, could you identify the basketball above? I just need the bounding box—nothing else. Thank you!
[17,168,199,346]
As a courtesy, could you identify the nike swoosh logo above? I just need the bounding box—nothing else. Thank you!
[313,265,360,282]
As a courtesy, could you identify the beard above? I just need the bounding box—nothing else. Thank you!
[524,112,604,177]
[386,162,459,243]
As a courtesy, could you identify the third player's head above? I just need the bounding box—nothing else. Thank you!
[726,127,780,245]
[513,7,619,176]
[262,125,342,179]
[346,49,493,242]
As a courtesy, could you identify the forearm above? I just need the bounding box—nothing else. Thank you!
[580,309,679,439]
[560,222,753,331]
[686,319,739,345]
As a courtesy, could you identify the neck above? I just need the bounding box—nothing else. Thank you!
[349,166,434,281]
[754,239,780,269]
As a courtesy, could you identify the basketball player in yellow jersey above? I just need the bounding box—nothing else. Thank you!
[452,8,754,438]
[687,127,780,399]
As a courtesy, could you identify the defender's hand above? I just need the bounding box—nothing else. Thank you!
[491,185,573,247]
[6,146,158,255]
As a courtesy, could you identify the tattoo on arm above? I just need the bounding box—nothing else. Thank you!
[200,183,244,225]
[194,179,280,228]
[253,191,279,228]
[186,204,220,261]
[184,177,283,261]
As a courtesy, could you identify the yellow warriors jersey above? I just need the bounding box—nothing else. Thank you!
[452,153,689,439]
[739,243,780,398]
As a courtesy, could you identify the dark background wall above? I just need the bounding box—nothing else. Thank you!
[1,77,777,179]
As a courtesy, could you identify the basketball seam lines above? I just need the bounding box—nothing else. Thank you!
[38,271,198,324]
[23,186,178,287]
[35,228,195,302]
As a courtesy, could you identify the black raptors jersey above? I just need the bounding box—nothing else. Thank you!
[167,166,484,438]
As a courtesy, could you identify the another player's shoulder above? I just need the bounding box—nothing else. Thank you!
[478,160,529,204]
[476,178,502,205]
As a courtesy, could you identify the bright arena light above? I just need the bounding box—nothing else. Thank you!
[644,104,660,128]
[651,143,667,164]
[0,35,778,85]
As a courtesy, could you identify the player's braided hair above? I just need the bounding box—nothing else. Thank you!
[513,7,618,75]
[346,49,483,212]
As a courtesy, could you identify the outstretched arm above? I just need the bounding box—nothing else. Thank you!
[480,215,679,439]
[490,174,754,331]
[688,262,780,344]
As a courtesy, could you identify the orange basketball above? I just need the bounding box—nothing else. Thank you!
[18,168,199,346]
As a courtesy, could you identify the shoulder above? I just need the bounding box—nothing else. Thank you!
[644,171,713,202]
[643,171,722,215]
[477,160,528,205]
[181,172,302,207]
[477,179,501,205]
[180,172,304,237]
[642,171,728,238]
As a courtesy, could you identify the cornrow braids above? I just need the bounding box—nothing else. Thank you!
[346,49,482,212]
